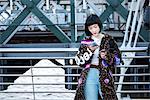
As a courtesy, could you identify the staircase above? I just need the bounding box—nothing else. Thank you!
[0,0,150,99]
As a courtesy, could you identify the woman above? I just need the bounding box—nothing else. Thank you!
[74,14,123,100]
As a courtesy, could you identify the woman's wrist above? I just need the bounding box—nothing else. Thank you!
[100,49,107,59]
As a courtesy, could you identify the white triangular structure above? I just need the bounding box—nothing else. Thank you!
[0,59,75,100]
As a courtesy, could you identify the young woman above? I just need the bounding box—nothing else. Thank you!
[74,14,123,100]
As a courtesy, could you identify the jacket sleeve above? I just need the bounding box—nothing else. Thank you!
[109,38,124,65]
[75,44,93,68]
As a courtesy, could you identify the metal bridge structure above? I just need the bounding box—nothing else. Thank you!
[0,0,150,100]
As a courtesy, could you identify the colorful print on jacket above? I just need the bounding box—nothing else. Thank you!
[74,34,123,100]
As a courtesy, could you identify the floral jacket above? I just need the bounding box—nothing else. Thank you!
[74,34,123,100]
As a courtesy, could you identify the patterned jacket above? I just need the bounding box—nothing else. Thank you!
[74,34,123,100]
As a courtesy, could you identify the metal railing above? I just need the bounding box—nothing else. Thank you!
[0,47,149,99]
[0,64,149,88]
[0,59,150,99]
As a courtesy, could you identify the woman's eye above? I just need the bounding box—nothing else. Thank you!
[94,25,98,28]
[89,27,92,30]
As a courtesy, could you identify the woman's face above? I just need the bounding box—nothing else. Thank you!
[88,24,100,37]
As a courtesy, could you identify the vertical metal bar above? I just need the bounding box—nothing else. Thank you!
[30,60,36,100]
[46,0,50,10]
[127,0,141,47]
[65,59,72,89]
[70,0,76,42]
[0,59,4,90]
[10,0,13,13]
[75,0,77,42]
[133,0,145,47]
[117,1,135,98]
[83,0,86,9]
[133,11,143,47]
[121,0,135,48]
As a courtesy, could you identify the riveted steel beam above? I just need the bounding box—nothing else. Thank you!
[0,7,31,44]
[23,0,71,43]
[0,0,71,44]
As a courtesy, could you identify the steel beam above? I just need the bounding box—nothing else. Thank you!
[99,6,114,23]
[0,0,71,44]
[70,0,76,42]
[31,8,71,43]
[78,0,149,41]
[0,8,31,44]
[24,0,71,43]
[0,2,9,14]
[78,0,124,41]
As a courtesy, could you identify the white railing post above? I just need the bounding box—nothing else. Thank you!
[83,0,87,9]
[10,0,13,14]
[118,0,137,98]
[133,0,145,47]
[118,0,145,99]
[126,0,141,47]
[121,0,135,48]
[46,0,50,10]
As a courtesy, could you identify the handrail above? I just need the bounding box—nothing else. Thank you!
[0,82,149,85]
[0,91,76,93]
[119,47,148,52]
[0,56,150,59]
[0,48,78,52]
[0,57,75,59]
[0,73,150,77]
[0,99,148,100]
[0,90,149,93]
[0,65,148,68]
[0,56,149,99]
[117,90,150,93]
[0,47,148,52]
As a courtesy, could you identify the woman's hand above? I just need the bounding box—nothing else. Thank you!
[88,46,98,52]
[100,49,107,59]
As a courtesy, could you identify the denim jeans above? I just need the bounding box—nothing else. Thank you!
[84,68,103,100]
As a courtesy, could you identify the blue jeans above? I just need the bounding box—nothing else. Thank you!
[84,68,103,100]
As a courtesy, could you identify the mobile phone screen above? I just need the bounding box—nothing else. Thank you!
[91,42,98,47]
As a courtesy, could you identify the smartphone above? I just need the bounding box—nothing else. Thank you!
[91,42,98,47]
[81,40,98,47]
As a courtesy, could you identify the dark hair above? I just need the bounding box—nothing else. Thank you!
[85,14,102,36]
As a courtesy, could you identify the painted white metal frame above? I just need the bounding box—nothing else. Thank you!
[118,0,146,99]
